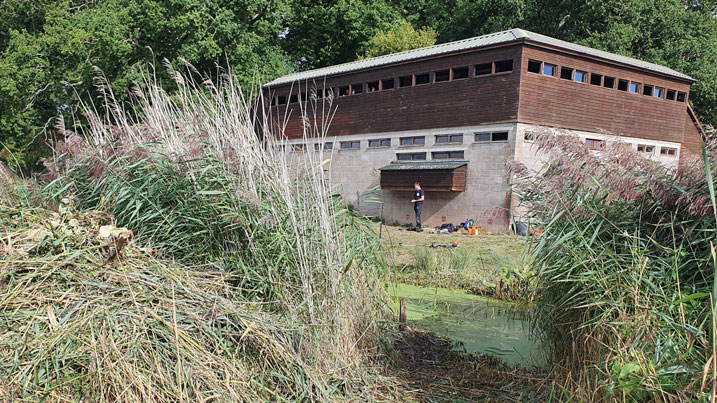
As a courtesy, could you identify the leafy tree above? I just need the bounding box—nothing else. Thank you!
[0,0,291,172]
[360,19,436,58]
[282,0,400,69]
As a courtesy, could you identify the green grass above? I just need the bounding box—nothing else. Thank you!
[382,225,531,300]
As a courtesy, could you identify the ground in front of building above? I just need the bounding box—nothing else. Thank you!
[381,224,528,300]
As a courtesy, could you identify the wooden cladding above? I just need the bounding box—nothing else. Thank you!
[380,165,467,192]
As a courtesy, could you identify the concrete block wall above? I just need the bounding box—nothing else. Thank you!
[283,123,517,233]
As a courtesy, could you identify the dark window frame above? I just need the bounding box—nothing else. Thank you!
[560,66,574,80]
[452,66,469,80]
[637,144,655,154]
[653,87,664,99]
[432,150,465,160]
[399,136,426,146]
[475,131,509,142]
[603,76,616,89]
[617,79,629,91]
[434,69,451,83]
[340,140,361,150]
[381,78,395,90]
[574,70,588,83]
[396,152,427,161]
[350,83,363,95]
[590,73,603,86]
[660,147,677,157]
[367,81,380,92]
[368,138,391,148]
[435,134,463,144]
[527,60,542,74]
[643,84,654,97]
[677,92,687,102]
[494,59,513,73]
[399,75,413,87]
[543,63,557,77]
[414,73,430,86]
[666,89,677,101]
[475,62,494,76]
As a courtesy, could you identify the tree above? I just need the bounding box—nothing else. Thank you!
[282,0,401,69]
[360,19,436,58]
[0,0,291,172]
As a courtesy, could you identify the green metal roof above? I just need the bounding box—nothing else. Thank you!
[378,161,468,171]
[266,28,693,87]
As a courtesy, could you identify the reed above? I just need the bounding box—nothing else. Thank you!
[514,128,717,400]
[4,65,394,401]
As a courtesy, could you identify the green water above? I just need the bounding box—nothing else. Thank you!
[389,283,544,367]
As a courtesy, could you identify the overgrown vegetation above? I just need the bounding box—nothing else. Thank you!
[515,129,717,400]
[0,68,398,401]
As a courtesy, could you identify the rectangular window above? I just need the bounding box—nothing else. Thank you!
[543,63,557,77]
[475,62,493,76]
[677,92,687,102]
[314,88,323,99]
[400,136,425,146]
[452,66,469,80]
[435,134,463,144]
[314,143,321,151]
[368,138,391,148]
[475,131,508,142]
[432,151,464,160]
[491,131,509,141]
[397,152,426,161]
[381,78,395,90]
[585,138,605,150]
[654,87,664,99]
[629,82,641,94]
[289,94,299,103]
[338,86,350,96]
[590,73,602,86]
[643,84,653,96]
[660,147,677,157]
[340,140,360,149]
[351,83,363,94]
[399,75,413,87]
[494,59,513,73]
[524,132,535,142]
[527,60,542,74]
[276,95,287,105]
[575,70,587,83]
[435,69,450,82]
[604,76,616,89]
[666,89,676,101]
[560,67,574,80]
[637,144,655,154]
[324,142,333,150]
[367,81,380,92]
[301,92,308,102]
[415,73,430,85]
[617,79,629,91]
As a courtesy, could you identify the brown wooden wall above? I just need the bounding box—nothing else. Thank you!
[518,45,692,143]
[380,165,467,192]
[266,45,523,139]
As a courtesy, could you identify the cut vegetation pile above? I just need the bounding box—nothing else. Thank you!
[515,128,717,400]
[0,67,396,401]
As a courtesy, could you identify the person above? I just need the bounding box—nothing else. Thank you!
[411,182,425,231]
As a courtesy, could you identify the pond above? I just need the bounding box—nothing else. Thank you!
[389,283,544,367]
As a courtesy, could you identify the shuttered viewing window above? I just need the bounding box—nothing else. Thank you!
[400,136,425,146]
[435,134,463,144]
[369,138,391,148]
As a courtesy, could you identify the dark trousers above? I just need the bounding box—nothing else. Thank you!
[414,202,423,228]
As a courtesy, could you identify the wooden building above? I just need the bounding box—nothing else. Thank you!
[264,29,704,232]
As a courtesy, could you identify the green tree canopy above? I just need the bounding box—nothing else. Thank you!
[360,19,437,58]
